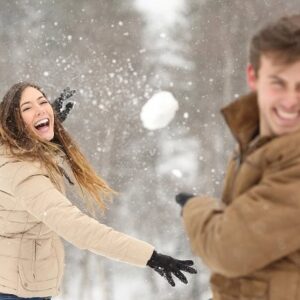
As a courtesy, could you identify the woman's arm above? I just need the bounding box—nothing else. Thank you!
[12,162,154,267]
[11,161,197,286]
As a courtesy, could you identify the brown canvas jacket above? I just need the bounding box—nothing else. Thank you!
[0,147,154,298]
[183,93,300,300]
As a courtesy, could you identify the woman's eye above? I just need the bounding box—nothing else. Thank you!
[22,107,31,112]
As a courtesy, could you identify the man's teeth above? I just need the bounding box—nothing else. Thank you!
[35,119,49,127]
[277,109,299,120]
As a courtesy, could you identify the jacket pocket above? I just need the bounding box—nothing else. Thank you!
[211,274,268,299]
[18,256,58,291]
[240,278,268,298]
[268,270,299,300]
[18,239,59,291]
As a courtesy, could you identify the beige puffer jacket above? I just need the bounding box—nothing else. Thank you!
[0,147,154,298]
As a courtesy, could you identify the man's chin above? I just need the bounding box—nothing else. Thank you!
[272,126,300,136]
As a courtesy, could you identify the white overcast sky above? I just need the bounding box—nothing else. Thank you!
[134,0,186,27]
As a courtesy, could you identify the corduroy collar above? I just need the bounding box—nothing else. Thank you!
[221,92,260,152]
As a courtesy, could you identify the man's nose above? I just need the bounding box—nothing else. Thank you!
[282,91,300,110]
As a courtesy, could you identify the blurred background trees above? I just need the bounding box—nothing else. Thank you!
[0,0,299,299]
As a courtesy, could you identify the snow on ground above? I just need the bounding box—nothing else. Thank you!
[140,91,178,130]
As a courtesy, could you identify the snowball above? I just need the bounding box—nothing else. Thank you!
[172,169,183,178]
[140,91,179,130]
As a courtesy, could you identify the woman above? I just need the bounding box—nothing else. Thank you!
[0,82,196,300]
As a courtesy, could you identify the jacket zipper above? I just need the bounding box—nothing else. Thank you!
[228,137,266,202]
[229,148,243,201]
[33,240,37,279]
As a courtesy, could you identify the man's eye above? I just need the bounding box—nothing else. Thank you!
[41,100,49,104]
[271,81,284,86]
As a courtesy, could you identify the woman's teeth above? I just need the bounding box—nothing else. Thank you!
[34,118,49,129]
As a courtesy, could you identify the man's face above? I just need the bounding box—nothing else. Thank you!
[247,55,300,136]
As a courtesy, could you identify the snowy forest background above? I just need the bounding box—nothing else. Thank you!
[1,1,300,299]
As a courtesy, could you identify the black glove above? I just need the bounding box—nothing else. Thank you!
[52,87,76,122]
[175,192,194,208]
[147,250,197,287]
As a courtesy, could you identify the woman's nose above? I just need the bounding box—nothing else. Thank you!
[35,106,46,116]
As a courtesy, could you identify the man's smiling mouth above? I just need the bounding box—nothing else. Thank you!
[275,108,300,121]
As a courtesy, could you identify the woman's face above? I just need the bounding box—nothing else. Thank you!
[19,86,55,141]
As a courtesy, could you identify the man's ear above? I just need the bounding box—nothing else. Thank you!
[247,64,257,91]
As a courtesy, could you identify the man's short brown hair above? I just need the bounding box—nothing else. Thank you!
[250,14,300,75]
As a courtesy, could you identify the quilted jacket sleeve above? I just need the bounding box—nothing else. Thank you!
[11,162,154,267]
[182,157,300,278]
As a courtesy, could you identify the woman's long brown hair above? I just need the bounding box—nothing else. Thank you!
[0,82,113,211]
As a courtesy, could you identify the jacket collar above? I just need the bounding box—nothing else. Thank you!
[221,92,261,152]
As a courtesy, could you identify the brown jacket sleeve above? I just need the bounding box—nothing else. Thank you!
[12,162,154,267]
[182,159,300,278]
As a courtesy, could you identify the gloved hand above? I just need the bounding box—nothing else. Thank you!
[175,192,194,208]
[147,250,197,287]
[52,87,76,122]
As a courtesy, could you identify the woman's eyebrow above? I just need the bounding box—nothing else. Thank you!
[20,96,45,108]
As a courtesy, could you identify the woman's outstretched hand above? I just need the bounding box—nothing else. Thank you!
[147,250,197,287]
[52,87,76,122]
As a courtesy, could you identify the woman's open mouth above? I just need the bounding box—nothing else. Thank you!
[34,118,50,132]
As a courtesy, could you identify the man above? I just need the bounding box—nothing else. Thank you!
[176,14,300,299]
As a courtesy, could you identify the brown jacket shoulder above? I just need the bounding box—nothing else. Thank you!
[182,93,300,299]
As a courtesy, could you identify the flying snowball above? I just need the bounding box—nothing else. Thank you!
[172,169,183,178]
[140,91,179,130]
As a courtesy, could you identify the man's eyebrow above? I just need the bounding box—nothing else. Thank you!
[269,75,285,81]
[20,96,45,108]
